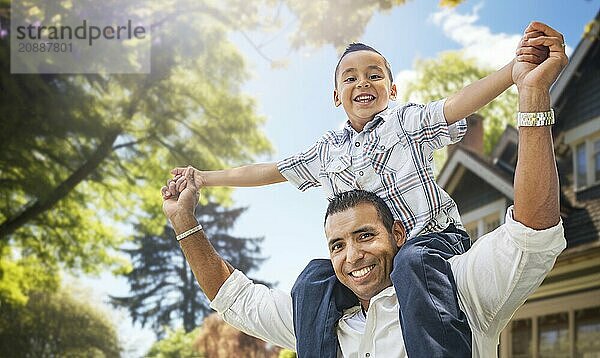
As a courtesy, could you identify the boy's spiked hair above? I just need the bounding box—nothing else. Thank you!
[324,190,395,234]
[334,43,394,87]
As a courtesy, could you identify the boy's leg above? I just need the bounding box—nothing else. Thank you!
[291,259,358,358]
[390,225,472,358]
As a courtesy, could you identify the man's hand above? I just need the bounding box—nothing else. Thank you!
[513,22,568,92]
[163,166,205,200]
[161,167,199,228]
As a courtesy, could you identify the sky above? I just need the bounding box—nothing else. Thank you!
[82,0,600,355]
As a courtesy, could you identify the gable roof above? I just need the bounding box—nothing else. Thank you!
[438,145,514,198]
[551,11,600,107]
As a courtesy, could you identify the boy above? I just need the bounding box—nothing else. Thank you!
[164,33,546,357]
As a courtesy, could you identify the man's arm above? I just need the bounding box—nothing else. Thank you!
[162,168,233,299]
[443,30,549,124]
[512,22,568,229]
[160,168,296,349]
[450,22,568,338]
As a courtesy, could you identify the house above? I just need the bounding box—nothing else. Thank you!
[438,12,600,358]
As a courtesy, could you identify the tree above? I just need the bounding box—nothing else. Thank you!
[0,0,465,308]
[403,51,518,155]
[111,201,266,335]
[146,327,201,358]
[0,286,121,357]
[193,313,281,358]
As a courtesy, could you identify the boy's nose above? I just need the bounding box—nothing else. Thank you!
[357,79,370,88]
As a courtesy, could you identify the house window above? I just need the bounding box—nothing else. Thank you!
[538,313,569,357]
[501,291,600,358]
[572,135,600,190]
[461,199,506,241]
[576,306,600,357]
[594,139,600,183]
[576,143,587,188]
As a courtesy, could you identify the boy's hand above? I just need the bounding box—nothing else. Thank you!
[162,166,205,199]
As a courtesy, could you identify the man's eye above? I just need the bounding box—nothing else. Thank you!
[359,233,374,240]
[331,243,343,252]
[370,74,382,80]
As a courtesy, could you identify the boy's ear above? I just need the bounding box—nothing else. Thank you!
[389,84,397,101]
[333,89,342,107]
[392,221,406,248]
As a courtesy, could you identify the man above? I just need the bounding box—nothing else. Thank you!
[161,21,568,357]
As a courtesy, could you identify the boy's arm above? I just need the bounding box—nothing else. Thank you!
[171,162,287,188]
[443,30,549,124]
[443,60,514,124]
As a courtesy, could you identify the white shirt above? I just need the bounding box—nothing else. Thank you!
[210,207,566,357]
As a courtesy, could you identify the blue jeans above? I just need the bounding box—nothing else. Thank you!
[291,225,472,358]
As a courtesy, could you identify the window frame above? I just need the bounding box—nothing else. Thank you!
[500,289,600,358]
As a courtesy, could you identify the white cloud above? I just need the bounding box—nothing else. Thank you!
[429,4,521,69]
[430,5,573,67]
[394,69,418,102]
[394,5,574,101]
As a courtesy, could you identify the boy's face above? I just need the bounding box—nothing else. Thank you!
[334,50,397,132]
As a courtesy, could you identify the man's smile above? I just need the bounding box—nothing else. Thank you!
[349,264,375,278]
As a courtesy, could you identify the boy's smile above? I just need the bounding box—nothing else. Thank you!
[334,50,397,132]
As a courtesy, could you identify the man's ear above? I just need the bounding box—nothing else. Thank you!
[392,221,406,248]
[333,89,342,107]
[389,83,397,101]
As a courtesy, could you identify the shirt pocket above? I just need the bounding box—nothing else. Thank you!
[369,132,410,175]
[324,153,354,195]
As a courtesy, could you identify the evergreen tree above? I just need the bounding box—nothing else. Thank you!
[112,201,266,335]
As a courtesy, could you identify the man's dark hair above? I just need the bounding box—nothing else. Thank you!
[325,190,395,233]
[334,43,394,88]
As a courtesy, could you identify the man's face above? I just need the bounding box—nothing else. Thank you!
[325,203,405,310]
[334,50,397,132]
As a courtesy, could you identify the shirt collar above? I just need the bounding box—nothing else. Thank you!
[340,286,396,319]
[342,106,393,139]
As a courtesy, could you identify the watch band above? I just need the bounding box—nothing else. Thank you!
[517,109,555,127]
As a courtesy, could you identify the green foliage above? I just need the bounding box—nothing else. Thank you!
[112,202,267,336]
[403,51,518,156]
[0,285,121,357]
[279,349,298,358]
[146,327,202,358]
[0,0,467,312]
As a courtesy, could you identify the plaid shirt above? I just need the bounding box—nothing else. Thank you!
[277,99,467,238]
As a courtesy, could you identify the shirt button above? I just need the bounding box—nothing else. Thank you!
[359,171,364,176]
[379,145,385,150]
[355,142,360,147]
[365,354,370,357]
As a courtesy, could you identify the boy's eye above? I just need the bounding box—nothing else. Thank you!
[344,77,356,83]
[370,74,383,80]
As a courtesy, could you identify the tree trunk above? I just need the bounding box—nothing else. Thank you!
[0,128,121,239]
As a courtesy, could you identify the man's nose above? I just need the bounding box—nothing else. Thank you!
[346,242,364,264]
